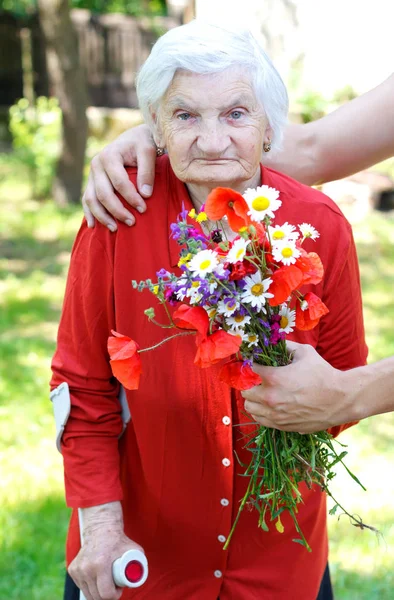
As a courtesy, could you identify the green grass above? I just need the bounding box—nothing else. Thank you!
[1,160,394,599]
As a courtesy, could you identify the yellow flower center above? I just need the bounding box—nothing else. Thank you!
[200,259,211,270]
[236,248,244,259]
[248,334,257,342]
[153,285,159,295]
[281,247,293,258]
[191,281,200,288]
[251,283,264,296]
[280,316,289,329]
[252,196,270,211]
[273,231,285,240]
[234,314,244,323]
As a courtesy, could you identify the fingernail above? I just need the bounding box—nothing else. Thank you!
[107,223,117,232]
[125,219,134,226]
[87,220,94,228]
[141,185,152,196]
[137,205,146,214]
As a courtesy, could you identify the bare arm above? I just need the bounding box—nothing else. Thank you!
[83,74,394,227]
[271,73,394,185]
[242,342,394,433]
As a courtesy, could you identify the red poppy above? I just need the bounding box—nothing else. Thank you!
[194,330,242,368]
[268,265,303,306]
[173,304,209,340]
[219,359,262,390]
[228,258,258,281]
[107,330,142,390]
[295,250,324,286]
[205,187,250,232]
[295,292,329,331]
[255,223,268,246]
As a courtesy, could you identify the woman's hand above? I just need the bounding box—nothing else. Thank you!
[82,124,157,231]
[242,341,353,433]
[69,502,144,600]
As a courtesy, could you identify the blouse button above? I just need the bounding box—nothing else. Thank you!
[214,570,223,578]
[222,416,231,425]
[222,458,231,467]
[218,535,226,543]
[221,498,229,506]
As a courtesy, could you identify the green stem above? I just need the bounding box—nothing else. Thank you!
[223,475,254,550]
[138,331,195,353]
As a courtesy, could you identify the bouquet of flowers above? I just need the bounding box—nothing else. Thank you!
[108,185,373,551]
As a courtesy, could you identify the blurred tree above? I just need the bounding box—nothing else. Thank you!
[37,0,88,205]
[0,0,167,16]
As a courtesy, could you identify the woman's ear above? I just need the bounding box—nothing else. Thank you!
[264,124,273,145]
[150,110,165,149]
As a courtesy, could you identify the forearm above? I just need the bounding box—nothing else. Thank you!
[272,73,394,185]
[81,501,124,536]
[342,356,394,422]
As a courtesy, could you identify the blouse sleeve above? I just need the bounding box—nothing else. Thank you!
[50,221,124,508]
[316,219,368,437]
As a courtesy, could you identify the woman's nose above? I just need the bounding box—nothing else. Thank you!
[196,121,230,156]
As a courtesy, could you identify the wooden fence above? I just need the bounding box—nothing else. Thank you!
[0,9,178,108]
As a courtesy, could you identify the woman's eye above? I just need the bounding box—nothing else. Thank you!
[177,112,192,121]
[230,110,243,120]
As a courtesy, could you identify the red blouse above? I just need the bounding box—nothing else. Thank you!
[51,156,367,599]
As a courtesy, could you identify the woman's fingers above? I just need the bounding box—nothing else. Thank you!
[135,143,158,198]
[96,570,123,600]
[82,169,119,231]
[100,149,147,214]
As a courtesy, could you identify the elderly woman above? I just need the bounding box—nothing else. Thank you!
[51,21,367,600]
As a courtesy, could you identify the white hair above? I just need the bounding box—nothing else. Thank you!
[136,20,289,151]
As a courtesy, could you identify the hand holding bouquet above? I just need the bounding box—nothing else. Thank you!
[108,185,375,550]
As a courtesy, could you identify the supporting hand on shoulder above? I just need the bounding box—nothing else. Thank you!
[82,125,157,231]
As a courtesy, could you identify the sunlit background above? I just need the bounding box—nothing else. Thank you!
[0,1,393,598]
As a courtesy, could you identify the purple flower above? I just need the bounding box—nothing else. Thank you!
[157,268,171,279]
[164,288,179,305]
[242,358,253,368]
[211,229,223,243]
[179,205,188,220]
[258,318,270,328]
[170,223,182,240]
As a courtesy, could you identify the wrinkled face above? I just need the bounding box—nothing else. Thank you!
[155,68,272,189]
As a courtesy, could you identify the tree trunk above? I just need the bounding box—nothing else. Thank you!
[37,0,88,205]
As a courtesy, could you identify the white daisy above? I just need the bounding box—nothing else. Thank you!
[228,328,248,343]
[269,222,299,243]
[299,223,320,241]
[226,238,250,264]
[188,249,219,277]
[272,240,301,266]
[241,271,273,311]
[243,185,282,222]
[175,275,189,301]
[189,293,203,305]
[226,312,252,330]
[278,305,296,333]
[217,298,240,317]
[245,332,259,348]
[214,263,228,277]
[205,306,218,320]
[186,280,203,304]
